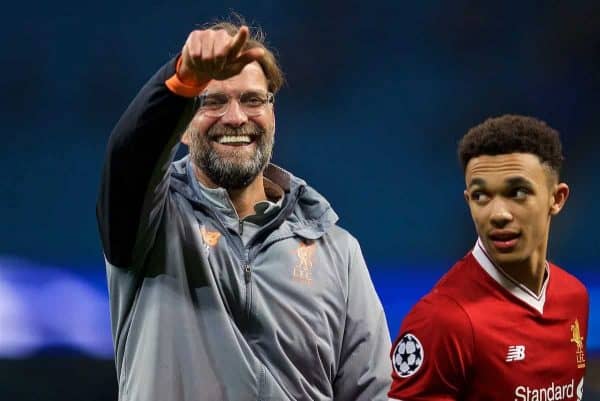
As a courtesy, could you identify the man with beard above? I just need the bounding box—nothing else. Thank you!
[97,21,391,401]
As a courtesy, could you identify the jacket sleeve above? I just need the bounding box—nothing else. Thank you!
[96,56,196,269]
[333,237,392,401]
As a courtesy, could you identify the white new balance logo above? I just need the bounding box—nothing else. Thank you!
[506,345,526,362]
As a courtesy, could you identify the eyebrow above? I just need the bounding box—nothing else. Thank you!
[468,176,535,189]
[505,176,535,188]
[468,178,486,188]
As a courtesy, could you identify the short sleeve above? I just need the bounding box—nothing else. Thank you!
[388,293,474,401]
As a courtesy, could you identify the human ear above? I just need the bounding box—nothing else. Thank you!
[550,183,569,216]
[181,130,191,146]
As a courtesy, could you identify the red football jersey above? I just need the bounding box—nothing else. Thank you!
[389,240,589,401]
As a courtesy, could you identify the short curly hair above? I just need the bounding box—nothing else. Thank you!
[458,114,564,176]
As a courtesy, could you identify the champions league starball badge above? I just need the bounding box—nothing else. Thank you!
[393,333,424,377]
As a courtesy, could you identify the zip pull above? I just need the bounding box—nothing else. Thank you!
[239,219,244,235]
[243,264,252,283]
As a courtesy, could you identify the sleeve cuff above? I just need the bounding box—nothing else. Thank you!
[164,56,208,98]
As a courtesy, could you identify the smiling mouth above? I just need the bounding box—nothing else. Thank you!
[212,135,257,146]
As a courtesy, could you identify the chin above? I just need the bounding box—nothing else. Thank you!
[491,252,517,265]
[215,147,254,158]
[490,250,529,268]
[214,149,255,163]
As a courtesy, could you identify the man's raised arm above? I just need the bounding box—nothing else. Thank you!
[96,26,264,268]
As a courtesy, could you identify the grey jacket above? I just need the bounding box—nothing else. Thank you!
[97,57,391,401]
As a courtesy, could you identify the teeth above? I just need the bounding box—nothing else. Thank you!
[217,135,252,144]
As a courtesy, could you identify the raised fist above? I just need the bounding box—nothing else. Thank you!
[178,26,265,86]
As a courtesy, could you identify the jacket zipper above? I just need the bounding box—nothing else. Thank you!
[197,203,256,327]
[240,189,303,328]
[193,187,303,330]
[243,250,252,325]
[243,263,251,283]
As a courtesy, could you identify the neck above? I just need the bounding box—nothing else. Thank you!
[227,176,267,219]
[501,258,547,296]
[495,240,549,296]
[194,165,267,219]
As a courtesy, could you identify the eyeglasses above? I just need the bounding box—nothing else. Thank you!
[195,90,275,117]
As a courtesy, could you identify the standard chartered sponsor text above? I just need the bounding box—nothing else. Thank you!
[514,379,581,401]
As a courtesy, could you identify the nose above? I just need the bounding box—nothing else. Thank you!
[489,199,513,227]
[220,98,248,127]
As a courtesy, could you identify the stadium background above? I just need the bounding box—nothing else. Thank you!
[1,1,598,399]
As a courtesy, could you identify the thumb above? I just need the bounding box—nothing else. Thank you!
[233,47,265,68]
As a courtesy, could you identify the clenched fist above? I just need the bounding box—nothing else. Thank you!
[177,26,265,87]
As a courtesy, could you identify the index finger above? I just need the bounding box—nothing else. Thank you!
[228,26,249,59]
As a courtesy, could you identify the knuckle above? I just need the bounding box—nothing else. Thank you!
[192,30,214,43]
[214,49,228,59]
[215,30,230,40]
[186,32,207,58]
[188,30,204,42]
[188,46,202,59]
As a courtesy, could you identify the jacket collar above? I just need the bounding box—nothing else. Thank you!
[170,156,338,239]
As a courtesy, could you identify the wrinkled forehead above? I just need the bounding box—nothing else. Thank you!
[204,62,268,94]
[465,153,551,186]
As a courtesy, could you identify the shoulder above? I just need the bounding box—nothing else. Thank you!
[401,290,473,337]
[393,259,477,350]
[320,227,370,275]
[322,225,358,247]
[549,262,589,301]
[390,289,474,390]
[430,254,480,298]
[284,170,340,230]
[318,227,366,281]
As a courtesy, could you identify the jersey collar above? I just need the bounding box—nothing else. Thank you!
[472,238,550,314]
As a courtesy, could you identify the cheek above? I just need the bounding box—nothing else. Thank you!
[518,205,548,239]
[186,121,215,145]
[189,113,216,132]
[255,111,275,131]
[195,123,212,136]
[531,211,549,234]
[469,207,487,232]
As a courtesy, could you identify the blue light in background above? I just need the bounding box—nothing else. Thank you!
[0,258,596,358]
[0,257,112,358]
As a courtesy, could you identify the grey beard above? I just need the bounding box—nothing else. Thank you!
[189,122,274,190]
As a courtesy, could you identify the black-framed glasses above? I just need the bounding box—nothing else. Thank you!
[195,90,274,117]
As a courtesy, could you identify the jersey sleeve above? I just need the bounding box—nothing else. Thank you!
[388,293,474,401]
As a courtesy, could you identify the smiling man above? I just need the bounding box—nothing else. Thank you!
[97,21,391,401]
[388,115,589,401]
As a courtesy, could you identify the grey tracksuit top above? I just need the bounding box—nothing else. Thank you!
[97,57,392,401]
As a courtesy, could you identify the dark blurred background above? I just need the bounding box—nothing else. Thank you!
[0,1,598,399]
